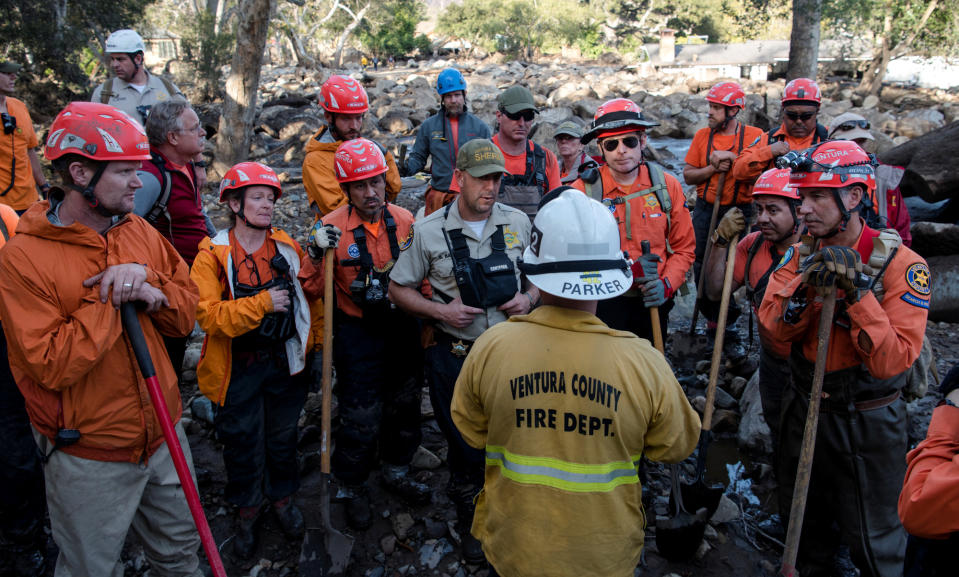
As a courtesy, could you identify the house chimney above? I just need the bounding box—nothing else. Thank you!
[659,28,676,65]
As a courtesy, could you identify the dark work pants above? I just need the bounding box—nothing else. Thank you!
[331,311,423,486]
[778,382,907,577]
[426,332,484,490]
[162,334,188,384]
[596,294,673,345]
[759,346,791,448]
[215,347,309,507]
[0,323,46,546]
[692,197,752,323]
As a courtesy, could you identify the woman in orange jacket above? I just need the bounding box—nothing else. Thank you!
[191,162,313,559]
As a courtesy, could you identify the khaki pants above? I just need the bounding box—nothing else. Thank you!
[35,423,203,577]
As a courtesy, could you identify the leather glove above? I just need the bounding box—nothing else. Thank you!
[711,207,746,247]
[817,245,864,301]
[641,277,667,308]
[631,252,661,282]
[309,222,342,251]
[800,260,835,291]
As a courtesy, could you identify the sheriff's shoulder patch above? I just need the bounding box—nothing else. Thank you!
[503,226,520,249]
[901,293,930,309]
[347,243,360,259]
[905,262,930,296]
[775,246,795,272]
[400,226,415,251]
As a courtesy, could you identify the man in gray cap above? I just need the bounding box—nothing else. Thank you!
[554,120,597,184]
[828,112,912,245]
[0,61,50,213]
[492,85,560,218]
[390,138,537,565]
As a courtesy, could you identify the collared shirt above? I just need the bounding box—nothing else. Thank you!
[390,200,531,341]
[91,71,183,127]
[0,97,39,211]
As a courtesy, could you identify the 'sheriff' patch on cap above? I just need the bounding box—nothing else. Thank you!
[456,139,506,178]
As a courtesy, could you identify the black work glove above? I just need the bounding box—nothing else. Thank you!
[818,245,864,301]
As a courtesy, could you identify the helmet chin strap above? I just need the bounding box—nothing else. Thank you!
[719,109,737,132]
[234,196,271,230]
[73,163,115,218]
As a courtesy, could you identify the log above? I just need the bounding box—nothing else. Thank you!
[879,120,959,203]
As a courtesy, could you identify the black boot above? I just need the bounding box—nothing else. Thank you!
[273,497,305,538]
[450,484,485,565]
[343,485,372,530]
[381,464,431,506]
[233,505,261,560]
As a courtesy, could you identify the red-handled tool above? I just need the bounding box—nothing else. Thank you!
[121,302,227,577]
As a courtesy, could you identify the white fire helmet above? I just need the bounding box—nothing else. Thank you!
[519,187,632,301]
[105,29,146,54]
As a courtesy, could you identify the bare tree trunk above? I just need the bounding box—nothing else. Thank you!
[215,0,276,175]
[332,2,370,68]
[277,10,318,69]
[858,0,940,95]
[787,0,821,80]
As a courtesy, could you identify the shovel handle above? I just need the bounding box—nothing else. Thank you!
[690,171,727,334]
[120,303,228,577]
[321,249,335,474]
[780,288,837,577]
[703,232,739,432]
[641,240,664,355]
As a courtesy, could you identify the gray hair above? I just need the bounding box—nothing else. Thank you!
[145,97,193,147]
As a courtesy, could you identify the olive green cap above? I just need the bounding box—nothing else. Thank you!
[0,61,21,74]
[456,139,506,177]
[554,121,584,139]
[497,85,538,114]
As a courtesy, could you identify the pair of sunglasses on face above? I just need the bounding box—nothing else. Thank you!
[785,111,816,121]
[501,108,536,122]
[833,119,871,132]
[600,135,641,152]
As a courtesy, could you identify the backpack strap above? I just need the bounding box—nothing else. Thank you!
[530,142,548,195]
[99,78,115,104]
[0,214,9,241]
[813,123,829,144]
[144,152,174,227]
[159,75,178,97]
[604,163,673,252]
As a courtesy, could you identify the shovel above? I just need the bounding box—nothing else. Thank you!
[690,171,726,334]
[780,288,837,577]
[641,240,665,355]
[678,232,740,519]
[656,463,709,561]
[120,303,228,577]
[299,249,354,575]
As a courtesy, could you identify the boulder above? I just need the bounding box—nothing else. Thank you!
[278,114,324,142]
[896,109,946,140]
[910,222,959,258]
[880,121,959,202]
[927,254,959,322]
[737,371,773,454]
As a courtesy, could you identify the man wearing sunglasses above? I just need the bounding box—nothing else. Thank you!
[829,112,912,246]
[733,77,829,184]
[571,98,696,344]
[492,85,561,219]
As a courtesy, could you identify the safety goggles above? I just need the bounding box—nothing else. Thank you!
[501,109,535,122]
[834,119,871,132]
[785,111,816,122]
[601,135,640,152]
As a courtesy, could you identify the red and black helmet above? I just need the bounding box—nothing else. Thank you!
[786,140,876,234]
[219,161,283,202]
[334,138,388,184]
[320,75,369,115]
[782,78,821,106]
[754,168,801,233]
[706,82,746,110]
[581,98,658,144]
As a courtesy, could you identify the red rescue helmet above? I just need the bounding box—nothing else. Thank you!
[219,161,283,202]
[782,78,821,106]
[706,82,746,110]
[787,140,875,192]
[45,102,150,162]
[334,138,388,184]
[320,75,369,114]
[752,168,799,201]
[582,98,658,144]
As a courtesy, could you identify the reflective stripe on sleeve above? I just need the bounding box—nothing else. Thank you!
[485,445,642,493]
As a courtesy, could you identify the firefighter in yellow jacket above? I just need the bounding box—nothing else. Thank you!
[451,187,701,577]
[191,162,313,559]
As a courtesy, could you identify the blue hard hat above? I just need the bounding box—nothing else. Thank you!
[437,68,467,95]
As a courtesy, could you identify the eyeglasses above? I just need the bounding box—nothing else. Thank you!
[785,111,816,122]
[601,136,640,152]
[834,119,870,132]
[502,109,535,122]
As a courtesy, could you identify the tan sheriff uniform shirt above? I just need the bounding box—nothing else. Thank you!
[390,200,531,341]
[91,71,183,127]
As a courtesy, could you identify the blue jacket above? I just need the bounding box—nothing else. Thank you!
[405,110,491,192]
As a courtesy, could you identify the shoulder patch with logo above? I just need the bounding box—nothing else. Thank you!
[901,293,930,309]
[774,246,795,272]
[503,226,520,249]
[400,226,415,251]
[905,262,930,295]
[645,194,660,209]
[347,243,360,259]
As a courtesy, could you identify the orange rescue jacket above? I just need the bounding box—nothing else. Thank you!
[192,228,314,405]
[0,201,198,463]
